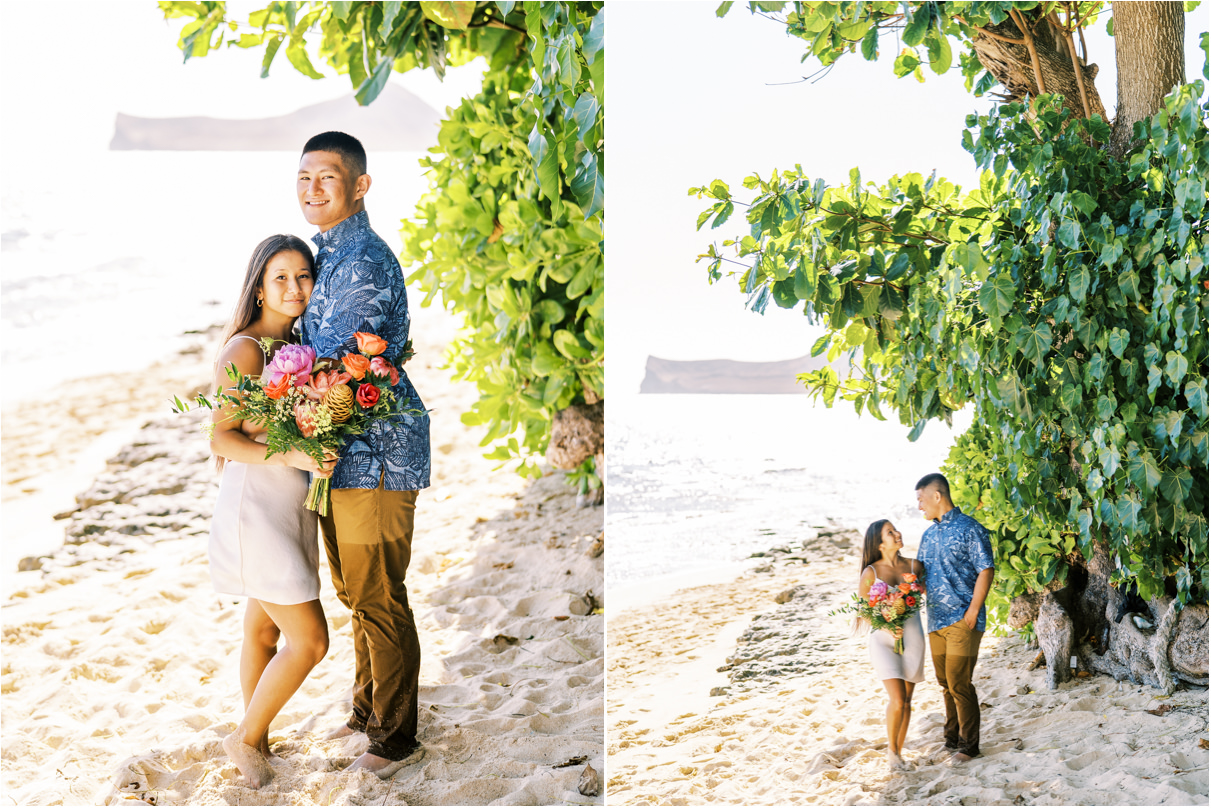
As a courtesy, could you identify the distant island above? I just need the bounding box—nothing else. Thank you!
[639,354,835,394]
[110,84,440,151]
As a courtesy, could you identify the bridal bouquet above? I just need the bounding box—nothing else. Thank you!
[175,332,419,516]
[830,573,925,654]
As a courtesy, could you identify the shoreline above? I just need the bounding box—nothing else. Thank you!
[0,304,605,806]
[607,526,1209,805]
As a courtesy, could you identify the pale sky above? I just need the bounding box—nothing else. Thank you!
[0,2,486,158]
[608,2,1206,397]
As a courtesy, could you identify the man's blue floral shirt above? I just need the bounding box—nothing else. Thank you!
[300,211,431,491]
[918,507,994,633]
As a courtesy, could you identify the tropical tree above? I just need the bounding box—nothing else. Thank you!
[693,1,1207,692]
[159,1,605,488]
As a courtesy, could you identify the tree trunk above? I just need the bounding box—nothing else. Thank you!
[1108,1,1186,157]
[971,10,1106,121]
[1012,541,1210,693]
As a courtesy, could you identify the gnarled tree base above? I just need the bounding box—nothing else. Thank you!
[1011,543,1209,693]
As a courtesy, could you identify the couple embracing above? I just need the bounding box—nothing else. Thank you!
[206,131,428,787]
[859,473,995,771]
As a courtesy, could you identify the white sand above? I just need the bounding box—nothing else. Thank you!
[1,304,604,806]
[607,536,1209,805]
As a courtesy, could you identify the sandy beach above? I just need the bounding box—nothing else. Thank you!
[1,304,604,806]
[607,526,1209,806]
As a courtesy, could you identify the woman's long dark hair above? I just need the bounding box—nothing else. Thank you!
[852,519,891,634]
[212,234,314,471]
[860,519,891,578]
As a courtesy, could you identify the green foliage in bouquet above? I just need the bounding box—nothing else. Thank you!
[156,1,604,482]
[693,82,1209,613]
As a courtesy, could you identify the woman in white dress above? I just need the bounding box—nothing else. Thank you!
[208,234,336,788]
[858,519,925,772]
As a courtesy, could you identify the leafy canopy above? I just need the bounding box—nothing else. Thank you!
[158,1,604,480]
[693,3,1209,614]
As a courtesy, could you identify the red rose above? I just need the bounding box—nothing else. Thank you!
[906,596,917,608]
[356,384,381,408]
[264,375,293,400]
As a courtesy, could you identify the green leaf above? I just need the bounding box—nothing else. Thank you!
[860,25,879,60]
[553,330,590,360]
[1127,452,1162,493]
[926,29,952,75]
[1164,351,1189,385]
[571,93,599,143]
[1108,328,1130,359]
[716,1,735,17]
[1159,468,1193,503]
[260,33,284,78]
[571,154,604,218]
[902,7,930,47]
[286,39,325,80]
[355,47,394,105]
[1057,219,1081,249]
[583,7,605,64]
[978,274,1015,325]
[419,1,476,29]
[1185,378,1208,419]
[1068,266,1089,302]
[1017,321,1053,365]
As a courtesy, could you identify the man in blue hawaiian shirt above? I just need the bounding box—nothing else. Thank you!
[916,472,994,766]
[297,131,431,779]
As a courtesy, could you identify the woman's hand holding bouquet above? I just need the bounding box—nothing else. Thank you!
[829,573,925,654]
[176,331,422,516]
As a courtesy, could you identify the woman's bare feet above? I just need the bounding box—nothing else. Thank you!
[887,751,908,772]
[223,730,275,788]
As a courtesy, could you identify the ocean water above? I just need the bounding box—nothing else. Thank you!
[606,394,974,588]
[1,150,432,403]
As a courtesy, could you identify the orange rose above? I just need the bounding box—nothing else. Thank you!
[355,332,388,357]
[264,375,293,400]
[902,573,917,583]
[342,354,371,380]
[899,583,912,594]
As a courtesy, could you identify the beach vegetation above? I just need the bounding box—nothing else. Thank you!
[157,1,604,482]
[693,1,1207,690]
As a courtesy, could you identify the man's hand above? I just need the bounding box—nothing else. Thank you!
[962,609,979,630]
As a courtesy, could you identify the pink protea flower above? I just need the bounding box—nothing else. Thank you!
[301,368,353,401]
[264,344,316,387]
[294,400,318,438]
[869,580,889,600]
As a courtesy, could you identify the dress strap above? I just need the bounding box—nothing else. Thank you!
[225,334,268,354]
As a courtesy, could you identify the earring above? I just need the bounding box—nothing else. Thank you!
[257,298,263,307]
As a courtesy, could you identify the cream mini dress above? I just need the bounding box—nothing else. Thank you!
[207,335,320,605]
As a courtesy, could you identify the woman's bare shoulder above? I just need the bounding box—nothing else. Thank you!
[216,335,266,378]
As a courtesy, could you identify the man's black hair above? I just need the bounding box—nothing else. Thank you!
[302,131,367,177]
[915,472,951,499]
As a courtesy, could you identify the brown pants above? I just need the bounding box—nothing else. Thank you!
[319,484,420,760]
[929,620,984,757]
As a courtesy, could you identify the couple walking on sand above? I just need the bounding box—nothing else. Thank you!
[859,472,995,771]
[206,131,428,788]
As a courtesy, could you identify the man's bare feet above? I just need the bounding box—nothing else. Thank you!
[325,723,361,740]
[223,731,275,788]
[946,751,975,766]
[346,751,408,780]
